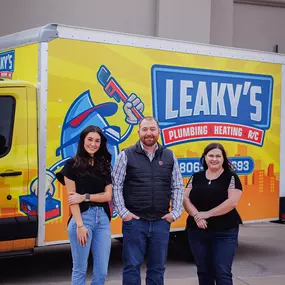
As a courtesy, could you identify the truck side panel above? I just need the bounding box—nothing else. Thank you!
[279,65,285,221]
[43,38,281,244]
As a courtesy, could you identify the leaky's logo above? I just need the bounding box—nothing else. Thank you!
[151,65,274,147]
[0,50,15,79]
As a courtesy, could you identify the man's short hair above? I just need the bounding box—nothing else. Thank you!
[138,116,159,128]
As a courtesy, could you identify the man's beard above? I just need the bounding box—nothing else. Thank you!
[142,136,157,146]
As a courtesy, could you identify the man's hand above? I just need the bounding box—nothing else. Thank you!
[68,192,85,205]
[123,212,140,222]
[161,213,174,223]
[123,93,144,125]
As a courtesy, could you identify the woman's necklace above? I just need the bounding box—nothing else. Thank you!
[206,168,224,185]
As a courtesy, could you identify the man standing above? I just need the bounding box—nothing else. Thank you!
[112,116,184,285]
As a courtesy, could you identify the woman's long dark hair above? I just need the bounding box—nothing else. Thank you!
[73,125,111,176]
[200,142,235,172]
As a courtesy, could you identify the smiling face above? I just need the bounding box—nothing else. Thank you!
[205,148,224,172]
[138,118,160,147]
[84,132,101,156]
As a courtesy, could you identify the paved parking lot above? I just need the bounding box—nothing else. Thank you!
[1,222,285,285]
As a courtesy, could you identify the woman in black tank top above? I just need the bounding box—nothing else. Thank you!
[183,142,243,285]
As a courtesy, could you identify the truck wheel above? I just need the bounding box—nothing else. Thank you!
[114,237,123,243]
[169,230,193,262]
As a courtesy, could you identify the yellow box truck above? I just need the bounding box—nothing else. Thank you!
[0,24,284,258]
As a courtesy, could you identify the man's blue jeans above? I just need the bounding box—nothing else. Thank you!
[68,207,111,285]
[188,227,239,285]
[122,218,171,285]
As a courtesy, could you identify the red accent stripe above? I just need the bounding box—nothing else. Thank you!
[45,208,60,220]
[70,108,96,127]
[69,104,109,127]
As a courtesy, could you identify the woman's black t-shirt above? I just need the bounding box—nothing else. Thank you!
[186,170,243,231]
[56,158,112,221]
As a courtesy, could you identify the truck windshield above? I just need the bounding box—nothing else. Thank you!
[0,96,15,157]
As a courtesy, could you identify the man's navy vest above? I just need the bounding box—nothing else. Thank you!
[123,141,174,220]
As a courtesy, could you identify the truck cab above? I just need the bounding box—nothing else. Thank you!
[0,80,38,257]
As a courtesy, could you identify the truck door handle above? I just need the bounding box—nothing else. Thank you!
[0,171,22,177]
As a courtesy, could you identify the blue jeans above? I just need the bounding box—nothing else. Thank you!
[187,228,239,285]
[122,218,171,285]
[68,207,111,285]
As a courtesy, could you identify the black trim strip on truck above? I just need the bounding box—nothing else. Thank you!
[280,197,285,222]
[0,249,34,259]
[0,216,38,242]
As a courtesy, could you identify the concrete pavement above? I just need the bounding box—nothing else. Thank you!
[1,222,285,285]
